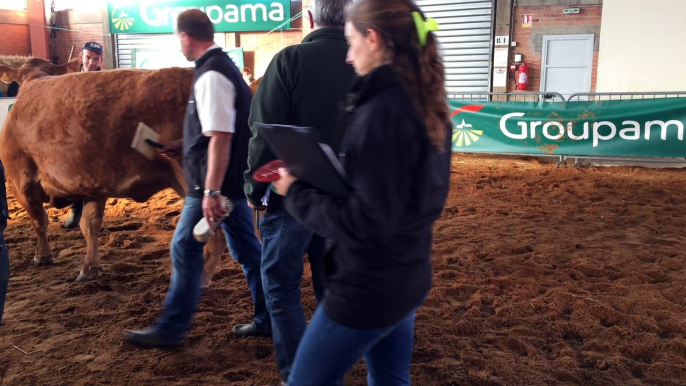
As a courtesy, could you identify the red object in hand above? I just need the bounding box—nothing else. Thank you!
[253,159,285,182]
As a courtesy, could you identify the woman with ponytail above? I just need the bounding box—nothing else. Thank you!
[273,0,451,383]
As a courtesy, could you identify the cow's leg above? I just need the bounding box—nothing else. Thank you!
[168,166,226,290]
[12,182,52,266]
[76,199,106,282]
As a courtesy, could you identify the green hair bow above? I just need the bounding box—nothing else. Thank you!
[412,12,439,47]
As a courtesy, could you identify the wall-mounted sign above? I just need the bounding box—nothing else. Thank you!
[522,14,533,28]
[493,68,507,88]
[563,8,580,14]
[495,36,509,46]
[107,0,291,34]
[493,47,509,67]
[132,47,245,69]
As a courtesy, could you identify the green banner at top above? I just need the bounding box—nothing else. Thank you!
[108,0,291,34]
[449,98,686,157]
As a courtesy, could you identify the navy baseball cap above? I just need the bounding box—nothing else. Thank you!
[82,42,103,55]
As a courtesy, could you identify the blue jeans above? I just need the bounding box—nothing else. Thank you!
[0,235,8,325]
[287,307,417,386]
[155,197,268,340]
[260,206,326,381]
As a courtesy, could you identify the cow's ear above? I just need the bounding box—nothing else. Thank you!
[64,57,81,73]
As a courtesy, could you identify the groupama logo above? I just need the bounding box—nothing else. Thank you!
[112,7,135,30]
[450,105,484,147]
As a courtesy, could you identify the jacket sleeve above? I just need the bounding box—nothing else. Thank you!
[244,52,293,205]
[284,107,420,248]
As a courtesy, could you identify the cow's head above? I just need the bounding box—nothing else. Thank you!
[0,57,81,84]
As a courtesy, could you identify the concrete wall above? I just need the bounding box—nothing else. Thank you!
[238,31,303,78]
[508,3,602,92]
[49,6,106,66]
[236,1,303,78]
[596,0,686,92]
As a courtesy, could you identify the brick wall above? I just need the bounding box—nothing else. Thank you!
[508,4,602,92]
[0,23,31,55]
[239,30,303,78]
[49,23,105,66]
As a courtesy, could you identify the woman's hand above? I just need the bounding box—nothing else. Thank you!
[273,168,297,196]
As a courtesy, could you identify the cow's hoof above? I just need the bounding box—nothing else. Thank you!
[34,254,54,267]
[76,273,93,282]
[76,267,103,282]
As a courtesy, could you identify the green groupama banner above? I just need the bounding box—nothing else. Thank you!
[449,98,686,157]
[108,0,290,34]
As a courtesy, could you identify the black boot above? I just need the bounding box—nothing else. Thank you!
[125,328,184,349]
[63,201,84,229]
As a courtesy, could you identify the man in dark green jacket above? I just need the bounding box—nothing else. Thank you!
[243,0,355,382]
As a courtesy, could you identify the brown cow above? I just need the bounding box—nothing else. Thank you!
[0,67,227,284]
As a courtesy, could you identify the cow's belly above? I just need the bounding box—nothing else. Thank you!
[37,164,175,204]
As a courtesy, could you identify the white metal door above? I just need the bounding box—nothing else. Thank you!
[415,0,494,94]
[540,34,594,100]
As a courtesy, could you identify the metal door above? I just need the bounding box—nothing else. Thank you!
[540,34,595,100]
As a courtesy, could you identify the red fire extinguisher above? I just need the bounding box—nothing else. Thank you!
[517,62,529,90]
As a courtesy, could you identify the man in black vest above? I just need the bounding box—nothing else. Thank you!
[125,10,269,348]
[0,161,9,325]
[63,41,105,229]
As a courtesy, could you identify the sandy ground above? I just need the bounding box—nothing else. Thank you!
[1,153,686,386]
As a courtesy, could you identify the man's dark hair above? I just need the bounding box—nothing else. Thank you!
[311,0,352,28]
[177,9,215,41]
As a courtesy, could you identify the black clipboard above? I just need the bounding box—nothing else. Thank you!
[256,123,352,198]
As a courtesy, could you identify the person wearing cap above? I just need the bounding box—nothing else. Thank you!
[63,41,105,229]
[80,42,104,72]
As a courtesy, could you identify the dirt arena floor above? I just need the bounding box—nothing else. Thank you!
[1,153,686,386]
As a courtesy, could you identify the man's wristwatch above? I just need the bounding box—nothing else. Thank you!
[203,189,221,197]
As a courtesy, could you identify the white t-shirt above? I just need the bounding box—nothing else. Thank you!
[194,44,237,136]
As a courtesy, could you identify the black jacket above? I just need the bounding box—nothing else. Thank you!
[284,65,452,329]
[244,28,356,207]
[183,48,252,199]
